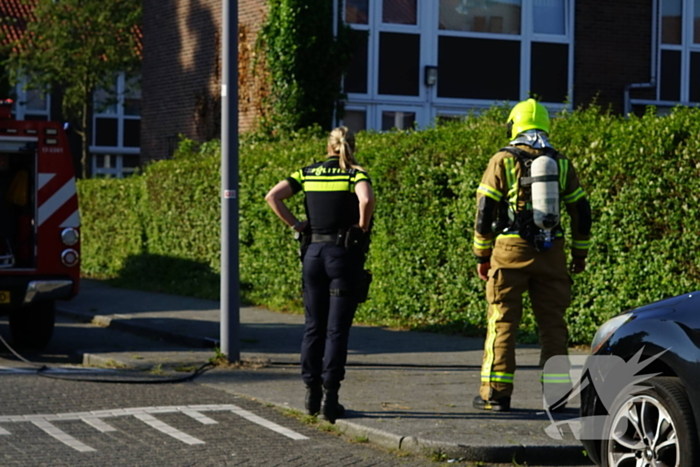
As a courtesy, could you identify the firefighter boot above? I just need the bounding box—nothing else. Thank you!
[472,395,511,412]
[321,382,345,424]
[305,381,323,416]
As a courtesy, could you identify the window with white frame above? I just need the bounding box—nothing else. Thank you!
[13,80,51,121]
[344,0,422,100]
[91,73,141,178]
[659,0,700,103]
[341,0,574,131]
[437,0,571,103]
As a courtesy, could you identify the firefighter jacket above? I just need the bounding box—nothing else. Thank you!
[473,144,592,261]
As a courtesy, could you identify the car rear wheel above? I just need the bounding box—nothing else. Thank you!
[602,377,697,467]
[9,300,55,349]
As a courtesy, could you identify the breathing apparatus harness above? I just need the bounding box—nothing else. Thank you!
[496,146,562,252]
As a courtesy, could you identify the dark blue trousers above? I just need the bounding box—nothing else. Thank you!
[301,242,363,386]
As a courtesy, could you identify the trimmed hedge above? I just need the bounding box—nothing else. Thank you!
[77,105,700,344]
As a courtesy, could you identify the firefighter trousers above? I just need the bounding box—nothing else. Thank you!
[480,237,572,402]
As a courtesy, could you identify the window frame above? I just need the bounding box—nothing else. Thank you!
[656,0,700,103]
[341,0,575,131]
[90,72,140,178]
[13,79,51,121]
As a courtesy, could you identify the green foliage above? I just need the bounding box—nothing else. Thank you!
[1,0,141,176]
[77,105,700,344]
[257,0,353,134]
[78,176,146,277]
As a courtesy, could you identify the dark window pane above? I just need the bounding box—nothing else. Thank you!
[345,30,369,94]
[124,98,141,116]
[660,50,681,101]
[378,32,420,96]
[661,0,682,44]
[95,155,111,168]
[690,52,700,102]
[530,42,568,103]
[439,0,521,34]
[25,89,48,111]
[383,0,417,25]
[123,154,140,169]
[695,0,700,43]
[25,115,48,121]
[343,110,366,134]
[124,119,140,148]
[381,111,416,131]
[346,0,368,24]
[533,0,565,35]
[438,36,520,100]
[95,118,118,146]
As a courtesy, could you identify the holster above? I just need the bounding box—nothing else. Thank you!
[295,226,312,262]
[356,269,373,303]
[342,226,370,256]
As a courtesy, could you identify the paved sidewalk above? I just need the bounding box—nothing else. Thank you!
[57,280,593,466]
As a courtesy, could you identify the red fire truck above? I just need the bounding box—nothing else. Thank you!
[0,100,80,349]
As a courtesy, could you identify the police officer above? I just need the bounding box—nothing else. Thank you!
[472,99,592,412]
[265,126,374,423]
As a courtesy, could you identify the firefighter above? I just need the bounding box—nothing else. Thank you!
[265,126,375,423]
[472,99,592,412]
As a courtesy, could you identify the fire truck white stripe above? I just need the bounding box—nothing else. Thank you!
[59,210,81,228]
[38,178,77,227]
[38,173,55,190]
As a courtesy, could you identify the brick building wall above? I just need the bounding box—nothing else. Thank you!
[141,0,266,163]
[142,1,659,163]
[574,0,655,113]
[238,0,268,132]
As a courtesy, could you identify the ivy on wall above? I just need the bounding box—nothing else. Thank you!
[257,0,353,134]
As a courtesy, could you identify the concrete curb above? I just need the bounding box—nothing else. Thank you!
[336,421,588,464]
[57,307,219,349]
[61,306,590,466]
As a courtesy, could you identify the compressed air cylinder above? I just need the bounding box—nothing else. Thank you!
[531,155,559,230]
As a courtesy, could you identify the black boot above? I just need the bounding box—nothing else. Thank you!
[472,395,511,412]
[305,381,322,416]
[321,382,345,424]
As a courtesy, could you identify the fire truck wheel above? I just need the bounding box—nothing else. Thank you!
[9,300,56,349]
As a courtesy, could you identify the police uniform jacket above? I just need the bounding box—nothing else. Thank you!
[287,156,371,234]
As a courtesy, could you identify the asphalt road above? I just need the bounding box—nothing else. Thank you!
[0,317,442,467]
[0,316,595,467]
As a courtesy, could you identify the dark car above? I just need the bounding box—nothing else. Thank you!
[579,292,700,466]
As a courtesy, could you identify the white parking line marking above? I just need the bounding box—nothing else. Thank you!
[0,404,308,451]
[80,417,116,433]
[133,413,205,445]
[181,409,218,425]
[229,405,309,441]
[32,420,96,453]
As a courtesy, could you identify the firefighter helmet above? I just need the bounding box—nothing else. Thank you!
[506,98,550,139]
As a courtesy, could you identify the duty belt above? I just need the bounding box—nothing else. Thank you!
[311,233,340,243]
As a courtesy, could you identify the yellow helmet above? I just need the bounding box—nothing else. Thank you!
[506,98,550,139]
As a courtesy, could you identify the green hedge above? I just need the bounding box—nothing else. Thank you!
[77,105,700,344]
